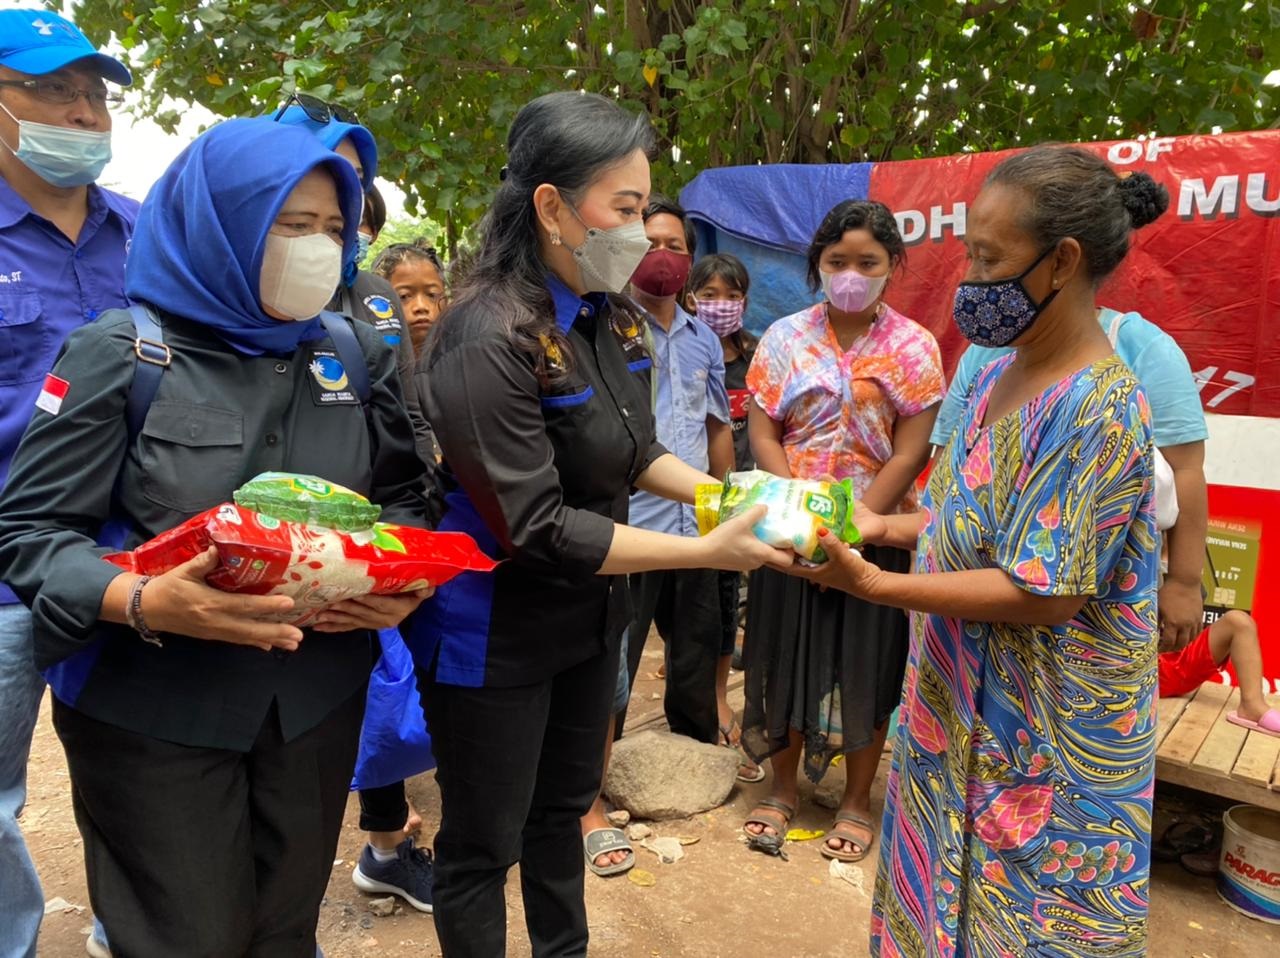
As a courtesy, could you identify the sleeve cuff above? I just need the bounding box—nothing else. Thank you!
[559,509,615,577]
[31,554,128,668]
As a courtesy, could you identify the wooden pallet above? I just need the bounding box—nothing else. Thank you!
[1156,681,1280,812]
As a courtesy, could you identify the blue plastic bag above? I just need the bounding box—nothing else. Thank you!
[351,627,435,791]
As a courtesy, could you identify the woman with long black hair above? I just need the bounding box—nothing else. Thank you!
[409,91,789,957]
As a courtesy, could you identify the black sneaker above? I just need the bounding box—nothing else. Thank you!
[352,838,434,913]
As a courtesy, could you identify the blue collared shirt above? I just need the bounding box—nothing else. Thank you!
[629,304,730,537]
[0,176,138,604]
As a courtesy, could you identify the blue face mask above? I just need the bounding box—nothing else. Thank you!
[951,246,1059,347]
[0,102,112,188]
[355,232,372,268]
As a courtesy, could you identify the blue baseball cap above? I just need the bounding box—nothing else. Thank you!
[0,9,132,86]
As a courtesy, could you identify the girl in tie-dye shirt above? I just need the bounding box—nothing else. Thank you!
[740,200,944,865]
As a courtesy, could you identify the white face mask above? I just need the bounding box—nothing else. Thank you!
[259,232,343,321]
[564,208,651,294]
[0,102,112,188]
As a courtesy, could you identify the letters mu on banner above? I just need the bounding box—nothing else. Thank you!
[683,130,1280,688]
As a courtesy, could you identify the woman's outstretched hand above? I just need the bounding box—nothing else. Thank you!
[792,528,885,598]
[701,505,795,572]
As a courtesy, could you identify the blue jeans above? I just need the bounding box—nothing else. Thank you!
[0,603,46,958]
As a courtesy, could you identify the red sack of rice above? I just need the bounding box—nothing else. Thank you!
[104,503,497,626]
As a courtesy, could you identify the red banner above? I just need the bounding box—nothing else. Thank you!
[868,131,1280,418]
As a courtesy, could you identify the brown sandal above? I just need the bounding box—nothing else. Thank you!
[821,812,875,862]
[743,797,795,857]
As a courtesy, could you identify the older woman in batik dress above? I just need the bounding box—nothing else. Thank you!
[799,147,1172,957]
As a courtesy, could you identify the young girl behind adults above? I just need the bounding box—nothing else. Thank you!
[0,117,430,956]
[373,238,448,358]
[410,90,790,958]
[741,200,945,862]
[801,147,1167,956]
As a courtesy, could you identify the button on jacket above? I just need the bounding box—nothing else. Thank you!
[412,275,665,688]
[0,309,426,750]
[0,177,138,605]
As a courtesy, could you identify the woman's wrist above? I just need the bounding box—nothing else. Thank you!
[126,575,164,647]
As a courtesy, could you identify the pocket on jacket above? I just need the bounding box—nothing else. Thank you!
[540,384,594,410]
[139,401,244,513]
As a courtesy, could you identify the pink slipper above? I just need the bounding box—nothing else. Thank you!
[1226,708,1280,738]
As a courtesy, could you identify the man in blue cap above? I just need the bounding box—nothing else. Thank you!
[0,10,136,957]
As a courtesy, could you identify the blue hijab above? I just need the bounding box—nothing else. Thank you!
[125,117,364,356]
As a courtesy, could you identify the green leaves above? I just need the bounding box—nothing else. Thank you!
[70,0,1280,244]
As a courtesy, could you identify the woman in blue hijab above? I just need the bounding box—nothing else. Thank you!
[0,117,429,956]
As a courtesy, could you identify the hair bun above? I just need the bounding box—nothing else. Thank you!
[1117,172,1169,229]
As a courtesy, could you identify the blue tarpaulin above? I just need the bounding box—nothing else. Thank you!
[681,163,873,336]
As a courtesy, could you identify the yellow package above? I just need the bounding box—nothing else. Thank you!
[696,470,862,563]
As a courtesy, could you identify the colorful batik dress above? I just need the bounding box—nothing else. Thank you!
[872,354,1159,957]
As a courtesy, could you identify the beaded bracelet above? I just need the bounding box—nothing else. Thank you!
[125,575,163,648]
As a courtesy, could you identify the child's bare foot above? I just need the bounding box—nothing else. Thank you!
[404,799,423,835]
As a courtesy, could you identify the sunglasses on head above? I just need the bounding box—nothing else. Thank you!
[272,91,360,126]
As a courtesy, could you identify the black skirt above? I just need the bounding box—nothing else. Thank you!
[740,545,911,783]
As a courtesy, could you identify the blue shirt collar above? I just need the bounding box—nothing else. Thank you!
[0,176,136,234]
[546,272,606,333]
[644,301,695,337]
[0,176,27,229]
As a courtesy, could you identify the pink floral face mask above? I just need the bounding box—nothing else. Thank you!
[693,298,745,336]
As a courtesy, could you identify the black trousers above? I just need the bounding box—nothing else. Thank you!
[359,781,408,833]
[421,642,619,958]
[618,568,723,743]
[53,690,365,958]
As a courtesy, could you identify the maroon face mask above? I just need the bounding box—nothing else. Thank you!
[630,248,692,298]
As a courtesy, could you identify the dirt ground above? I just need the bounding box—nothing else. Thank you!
[23,633,1280,957]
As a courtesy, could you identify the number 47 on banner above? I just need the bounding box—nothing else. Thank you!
[1194,367,1256,409]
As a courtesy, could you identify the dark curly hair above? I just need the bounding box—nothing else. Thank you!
[984,146,1169,282]
[805,200,905,293]
[371,237,444,280]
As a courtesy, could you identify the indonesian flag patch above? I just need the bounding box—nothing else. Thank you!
[36,374,69,415]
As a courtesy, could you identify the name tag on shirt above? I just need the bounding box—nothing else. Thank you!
[307,348,359,405]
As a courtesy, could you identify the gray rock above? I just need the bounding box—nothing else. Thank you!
[626,822,653,841]
[368,896,396,917]
[605,808,631,827]
[604,730,740,820]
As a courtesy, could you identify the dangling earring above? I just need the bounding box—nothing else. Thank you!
[550,231,562,246]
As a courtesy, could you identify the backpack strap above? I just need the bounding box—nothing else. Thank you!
[98,305,169,551]
[319,310,371,406]
[124,305,170,443]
